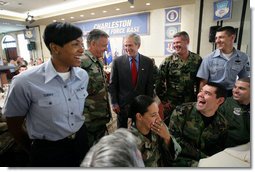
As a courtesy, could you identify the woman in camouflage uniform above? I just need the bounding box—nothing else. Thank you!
[129,95,181,167]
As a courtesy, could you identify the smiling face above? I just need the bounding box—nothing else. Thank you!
[51,37,84,72]
[215,31,235,54]
[232,80,250,105]
[124,37,140,58]
[89,36,108,59]
[173,35,189,56]
[136,102,160,134]
[196,84,224,117]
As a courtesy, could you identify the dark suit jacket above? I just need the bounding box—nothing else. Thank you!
[109,54,154,107]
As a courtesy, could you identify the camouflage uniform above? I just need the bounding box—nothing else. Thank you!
[169,102,228,167]
[80,50,111,147]
[218,97,250,148]
[130,124,181,167]
[155,52,202,122]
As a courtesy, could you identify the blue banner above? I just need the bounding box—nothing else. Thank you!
[75,12,150,37]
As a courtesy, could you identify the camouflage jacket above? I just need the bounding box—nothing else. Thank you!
[130,124,181,167]
[155,52,202,107]
[218,97,250,148]
[169,102,228,166]
[80,50,111,131]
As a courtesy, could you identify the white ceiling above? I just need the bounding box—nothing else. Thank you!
[0,0,195,34]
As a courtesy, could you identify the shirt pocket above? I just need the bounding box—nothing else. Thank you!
[231,63,243,72]
[210,61,225,80]
[74,89,88,113]
[38,96,61,107]
[228,63,243,81]
[37,96,64,120]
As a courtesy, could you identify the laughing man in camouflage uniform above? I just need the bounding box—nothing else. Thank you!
[81,29,111,147]
[156,31,202,124]
[129,95,181,167]
[169,82,228,167]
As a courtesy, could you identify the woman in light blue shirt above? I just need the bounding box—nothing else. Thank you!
[3,22,89,167]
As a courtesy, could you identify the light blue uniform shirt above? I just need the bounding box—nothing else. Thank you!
[196,48,250,90]
[3,59,88,141]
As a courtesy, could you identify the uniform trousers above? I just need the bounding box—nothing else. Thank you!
[117,105,130,128]
[29,124,89,167]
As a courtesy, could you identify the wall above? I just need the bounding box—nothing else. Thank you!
[1,0,250,67]
[140,3,197,67]
[199,0,250,57]
[36,3,198,67]
[0,27,45,63]
[39,25,51,61]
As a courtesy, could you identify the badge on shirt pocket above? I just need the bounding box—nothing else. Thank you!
[233,107,241,116]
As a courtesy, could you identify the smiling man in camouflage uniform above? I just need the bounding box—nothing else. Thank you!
[218,77,250,148]
[81,29,111,147]
[156,31,202,124]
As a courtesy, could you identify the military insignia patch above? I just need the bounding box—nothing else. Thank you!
[233,107,241,116]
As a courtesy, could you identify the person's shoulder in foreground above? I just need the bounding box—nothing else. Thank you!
[80,128,145,167]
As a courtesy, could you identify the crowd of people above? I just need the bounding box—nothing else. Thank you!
[1,22,250,167]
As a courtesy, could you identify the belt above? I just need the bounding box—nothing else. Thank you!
[32,125,86,145]
[32,132,77,146]
[67,133,76,140]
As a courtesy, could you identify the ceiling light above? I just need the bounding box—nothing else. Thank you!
[146,3,150,6]
[130,6,134,8]
[61,18,65,20]
[70,16,74,19]
[103,10,107,13]
[28,0,109,16]
[53,20,57,22]
[80,14,84,17]
[116,8,120,11]
[91,12,95,15]
[25,13,35,24]
[26,15,33,21]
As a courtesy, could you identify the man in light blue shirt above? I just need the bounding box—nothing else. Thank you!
[3,22,89,167]
[197,26,250,96]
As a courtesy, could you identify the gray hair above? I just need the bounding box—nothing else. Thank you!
[124,33,141,46]
[80,128,144,167]
[173,31,190,41]
[86,29,109,47]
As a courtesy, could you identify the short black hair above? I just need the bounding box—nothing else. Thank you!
[217,26,236,36]
[43,22,83,52]
[129,95,155,123]
[238,77,250,84]
[206,82,227,99]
